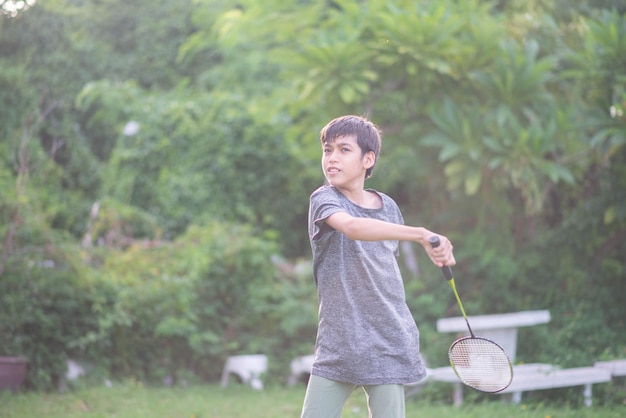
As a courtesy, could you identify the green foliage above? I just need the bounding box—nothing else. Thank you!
[0,61,36,144]
[86,222,316,383]
[0,221,317,389]
[422,38,578,215]
[512,147,626,366]
[0,238,101,390]
[75,80,311,253]
[563,9,626,157]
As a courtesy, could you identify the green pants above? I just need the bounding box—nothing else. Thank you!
[301,375,405,418]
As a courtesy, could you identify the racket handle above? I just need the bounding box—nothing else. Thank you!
[428,236,454,280]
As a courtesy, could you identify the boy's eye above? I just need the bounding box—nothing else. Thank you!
[322,145,352,153]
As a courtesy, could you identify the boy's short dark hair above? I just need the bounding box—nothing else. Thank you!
[320,115,382,179]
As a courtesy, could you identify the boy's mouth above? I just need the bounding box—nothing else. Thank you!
[327,167,340,173]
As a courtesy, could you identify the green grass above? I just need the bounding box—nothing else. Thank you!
[1,381,624,418]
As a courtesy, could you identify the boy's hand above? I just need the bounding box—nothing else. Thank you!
[425,234,455,267]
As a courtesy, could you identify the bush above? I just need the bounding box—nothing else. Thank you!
[0,243,101,390]
[0,220,319,390]
[85,221,317,385]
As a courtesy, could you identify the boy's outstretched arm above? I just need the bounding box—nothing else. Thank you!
[325,211,455,267]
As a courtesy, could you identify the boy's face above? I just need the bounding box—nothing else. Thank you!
[322,135,375,189]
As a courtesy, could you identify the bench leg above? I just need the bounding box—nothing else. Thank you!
[453,383,463,407]
[511,391,522,404]
[583,384,592,407]
[220,370,229,387]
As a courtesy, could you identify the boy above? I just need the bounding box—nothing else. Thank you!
[301,115,455,418]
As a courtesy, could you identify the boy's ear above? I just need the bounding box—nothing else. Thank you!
[363,151,376,169]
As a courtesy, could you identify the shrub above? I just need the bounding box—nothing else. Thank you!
[0,243,101,390]
[88,221,317,385]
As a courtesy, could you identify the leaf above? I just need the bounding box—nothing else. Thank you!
[464,170,482,195]
[483,136,503,152]
[421,132,452,147]
[440,142,462,161]
[444,160,466,177]
[339,84,356,103]
[488,156,503,169]
[604,205,616,225]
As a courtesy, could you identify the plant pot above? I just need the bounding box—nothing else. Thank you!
[0,356,27,393]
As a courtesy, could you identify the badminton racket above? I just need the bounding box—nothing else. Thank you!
[430,235,513,393]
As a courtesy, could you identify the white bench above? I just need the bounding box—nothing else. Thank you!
[288,355,315,386]
[428,363,555,406]
[432,311,619,407]
[434,310,614,406]
[220,355,267,390]
[436,310,551,362]
[499,366,612,406]
[429,364,612,407]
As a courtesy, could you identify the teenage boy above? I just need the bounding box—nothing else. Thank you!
[301,115,455,418]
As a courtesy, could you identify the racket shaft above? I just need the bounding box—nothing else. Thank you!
[448,279,469,325]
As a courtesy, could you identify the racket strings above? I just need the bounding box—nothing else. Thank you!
[449,337,513,393]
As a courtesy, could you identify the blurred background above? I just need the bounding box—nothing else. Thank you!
[0,0,624,397]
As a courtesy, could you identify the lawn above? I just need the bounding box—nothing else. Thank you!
[1,381,624,418]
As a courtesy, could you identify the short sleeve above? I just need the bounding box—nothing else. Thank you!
[308,186,345,241]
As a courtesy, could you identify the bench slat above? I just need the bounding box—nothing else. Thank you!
[594,359,626,377]
[436,310,551,333]
[427,365,611,407]
[499,367,611,393]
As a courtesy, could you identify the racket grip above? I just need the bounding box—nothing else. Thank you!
[428,236,454,280]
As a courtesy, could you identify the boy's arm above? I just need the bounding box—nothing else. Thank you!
[325,211,455,267]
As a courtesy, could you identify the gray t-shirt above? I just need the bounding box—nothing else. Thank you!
[308,185,427,385]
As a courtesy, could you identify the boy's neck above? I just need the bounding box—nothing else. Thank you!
[336,186,381,209]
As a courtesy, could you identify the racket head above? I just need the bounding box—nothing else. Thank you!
[448,336,513,393]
